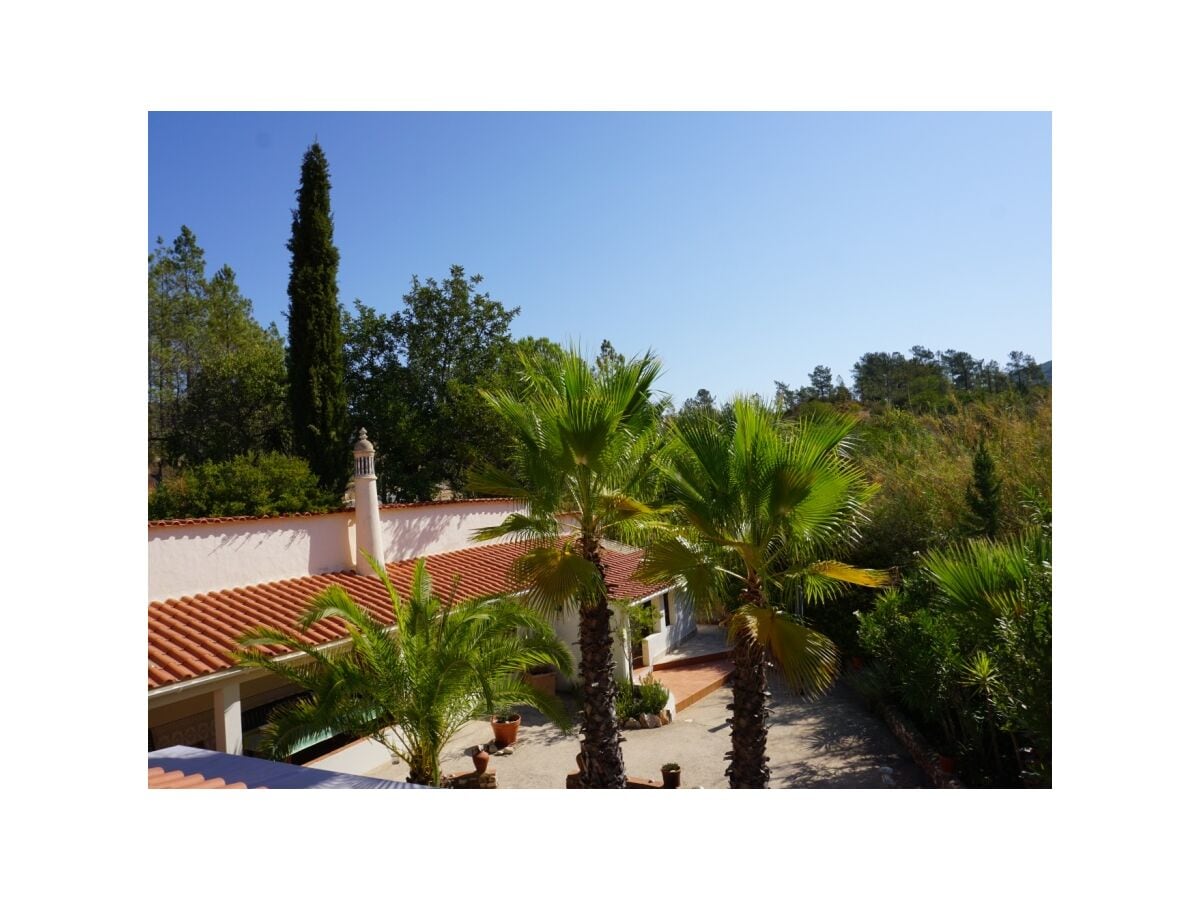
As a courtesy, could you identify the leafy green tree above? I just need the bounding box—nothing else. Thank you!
[149,230,291,474]
[939,349,982,391]
[853,350,951,409]
[681,387,716,416]
[343,267,520,500]
[148,226,208,478]
[286,143,349,493]
[1006,350,1046,392]
[595,338,626,374]
[148,452,336,520]
[773,381,804,412]
[808,365,833,400]
[965,436,1002,538]
[171,265,290,464]
[234,558,574,785]
[468,348,664,788]
[637,399,887,788]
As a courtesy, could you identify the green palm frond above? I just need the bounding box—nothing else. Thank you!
[924,533,1035,619]
[731,604,840,695]
[636,536,732,615]
[472,512,562,543]
[234,559,574,783]
[510,541,607,615]
[778,559,891,605]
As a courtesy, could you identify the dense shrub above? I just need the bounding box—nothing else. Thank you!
[148,452,339,520]
[615,675,670,721]
[856,513,1051,786]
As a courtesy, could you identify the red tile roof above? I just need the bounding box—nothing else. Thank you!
[148,766,251,789]
[148,497,515,529]
[148,541,670,691]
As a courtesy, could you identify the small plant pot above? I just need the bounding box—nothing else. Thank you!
[850,656,865,671]
[491,714,521,749]
[523,669,558,698]
[661,766,681,789]
[938,754,957,774]
[472,749,490,775]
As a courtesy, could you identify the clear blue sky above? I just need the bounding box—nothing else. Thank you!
[149,112,1050,405]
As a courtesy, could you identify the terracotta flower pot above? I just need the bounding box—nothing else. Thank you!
[472,749,490,774]
[938,754,957,774]
[491,714,521,748]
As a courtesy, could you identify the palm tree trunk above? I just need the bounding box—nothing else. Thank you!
[726,574,771,788]
[576,533,627,788]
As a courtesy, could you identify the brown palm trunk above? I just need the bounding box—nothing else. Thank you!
[726,574,771,788]
[576,533,627,788]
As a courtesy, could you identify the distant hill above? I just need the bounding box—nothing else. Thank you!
[1040,360,1052,384]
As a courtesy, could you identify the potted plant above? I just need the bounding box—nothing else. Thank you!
[472,747,490,774]
[523,665,558,698]
[661,762,681,789]
[491,710,522,748]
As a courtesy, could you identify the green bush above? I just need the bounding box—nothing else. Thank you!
[149,452,339,520]
[856,516,1051,787]
[615,675,670,722]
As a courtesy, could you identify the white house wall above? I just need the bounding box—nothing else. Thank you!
[378,500,525,561]
[306,735,396,775]
[148,500,528,602]
[148,513,355,601]
[665,588,697,649]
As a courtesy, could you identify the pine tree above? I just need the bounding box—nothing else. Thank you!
[286,143,349,493]
[966,436,1002,538]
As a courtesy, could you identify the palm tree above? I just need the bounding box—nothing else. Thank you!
[468,347,663,788]
[637,398,887,788]
[233,556,574,786]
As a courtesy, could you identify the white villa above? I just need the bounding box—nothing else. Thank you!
[147,431,696,776]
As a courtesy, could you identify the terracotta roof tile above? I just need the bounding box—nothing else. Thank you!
[148,540,670,691]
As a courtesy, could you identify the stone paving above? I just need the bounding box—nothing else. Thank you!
[366,676,929,789]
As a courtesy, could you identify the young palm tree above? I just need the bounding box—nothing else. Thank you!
[233,556,573,786]
[468,347,664,788]
[637,398,887,788]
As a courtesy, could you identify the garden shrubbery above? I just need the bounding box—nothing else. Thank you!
[149,452,339,520]
[616,675,670,722]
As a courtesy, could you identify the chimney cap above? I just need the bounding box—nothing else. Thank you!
[353,428,375,453]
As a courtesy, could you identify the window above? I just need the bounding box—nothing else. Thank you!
[662,592,671,626]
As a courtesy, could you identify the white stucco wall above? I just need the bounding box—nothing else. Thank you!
[306,735,396,775]
[378,500,525,560]
[148,513,355,601]
[149,500,529,602]
[665,588,697,649]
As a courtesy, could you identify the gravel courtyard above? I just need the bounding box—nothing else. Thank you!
[367,679,929,789]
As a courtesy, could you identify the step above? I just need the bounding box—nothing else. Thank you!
[649,658,735,712]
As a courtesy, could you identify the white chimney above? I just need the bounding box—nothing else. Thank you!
[353,428,386,575]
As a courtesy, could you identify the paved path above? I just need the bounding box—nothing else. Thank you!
[366,678,928,789]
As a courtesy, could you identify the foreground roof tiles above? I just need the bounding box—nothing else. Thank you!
[148,541,670,691]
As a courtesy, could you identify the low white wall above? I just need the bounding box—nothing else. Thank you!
[149,500,530,602]
[552,608,585,686]
[148,513,354,602]
[379,500,525,561]
[306,735,396,775]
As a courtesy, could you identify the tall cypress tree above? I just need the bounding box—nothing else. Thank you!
[286,143,349,493]
[966,435,1002,539]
